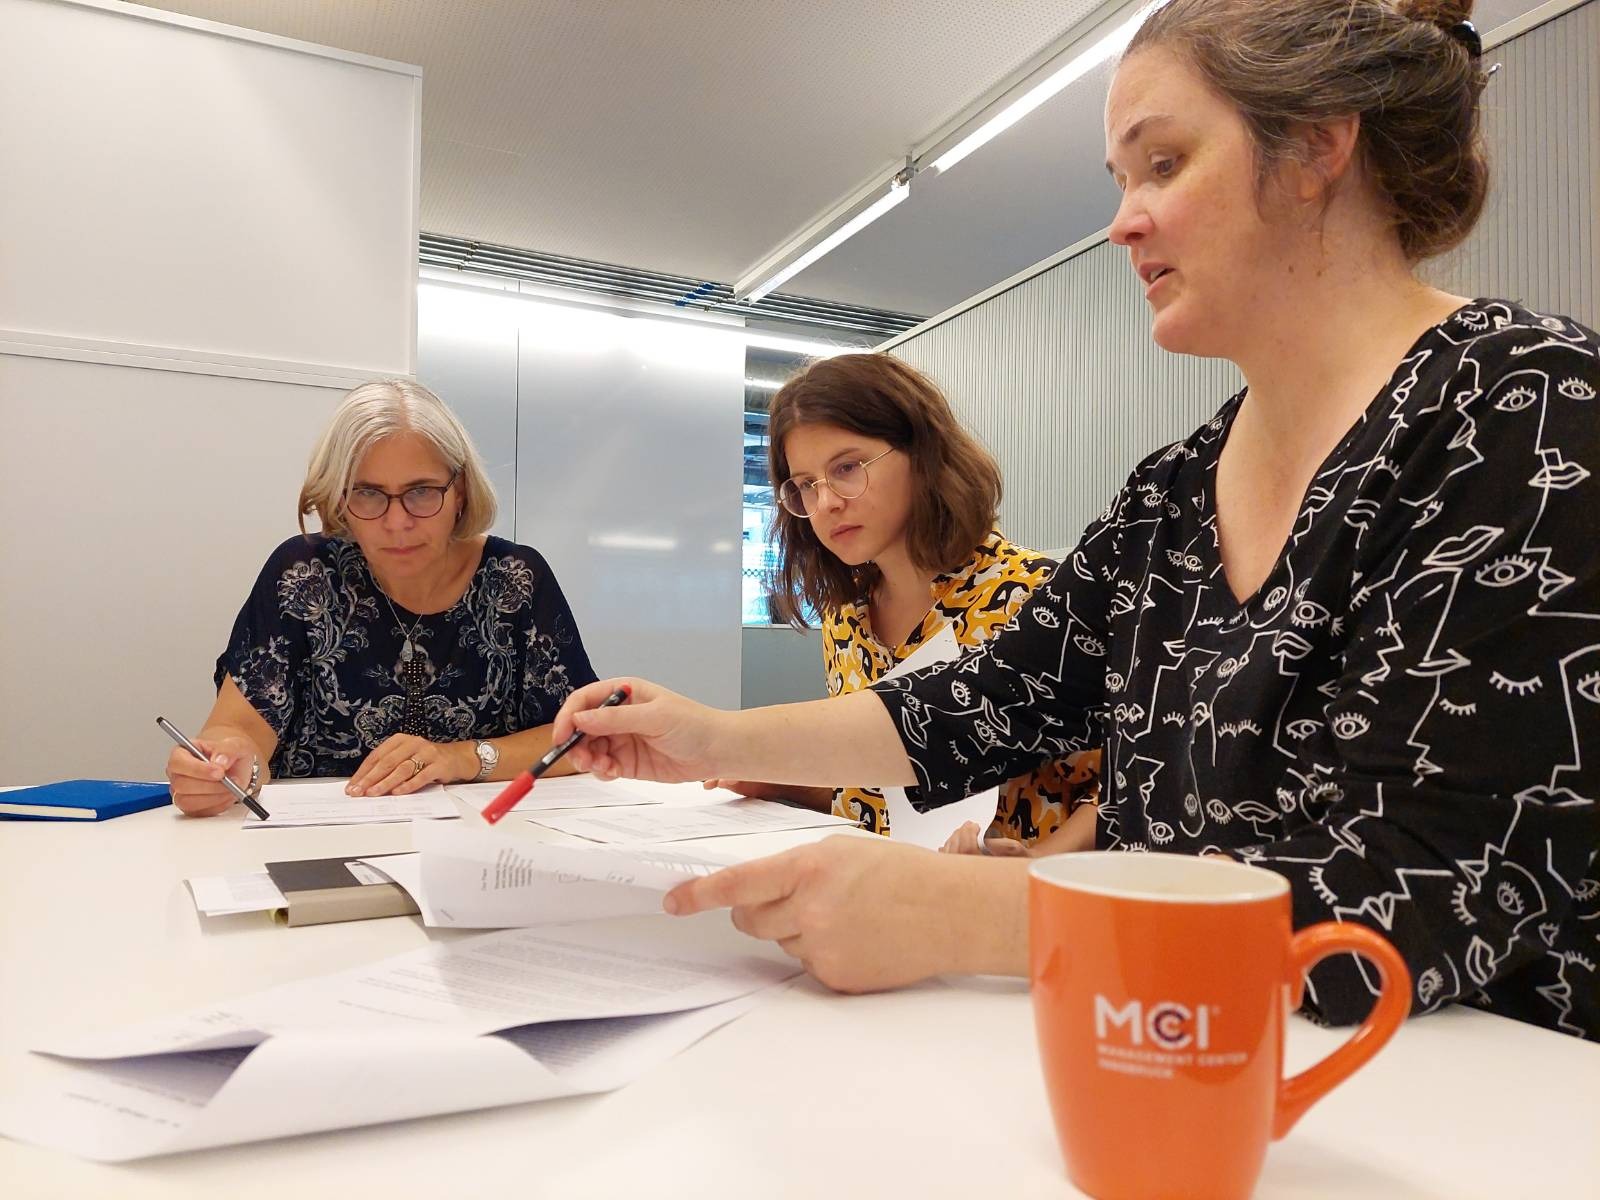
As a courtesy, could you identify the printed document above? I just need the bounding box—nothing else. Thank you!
[530,798,854,845]
[246,780,458,828]
[358,819,720,928]
[444,775,665,812]
[0,915,794,1161]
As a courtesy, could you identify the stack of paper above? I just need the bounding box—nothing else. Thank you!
[0,917,796,1161]
[246,781,458,829]
[528,798,855,845]
[356,819,723,928]
[242,775,673,829]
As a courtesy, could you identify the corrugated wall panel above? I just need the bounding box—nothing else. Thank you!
[894,238,1239,553]
[893,0,1597,556]
[1427,1,1599,326]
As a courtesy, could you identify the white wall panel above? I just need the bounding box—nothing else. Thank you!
[0,0,420,378]
[0,358,340,782]
[0,1,417,783]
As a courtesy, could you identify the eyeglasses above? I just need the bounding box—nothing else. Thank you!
[777,448,895,518]
[345,470,460,520]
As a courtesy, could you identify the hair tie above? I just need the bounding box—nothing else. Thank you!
[1447,19,1483,59]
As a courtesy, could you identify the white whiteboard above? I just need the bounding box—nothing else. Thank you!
[0,0,420,378]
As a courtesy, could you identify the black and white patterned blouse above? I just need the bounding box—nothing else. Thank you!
[216,534,598,779]
[873,300,1600,1039]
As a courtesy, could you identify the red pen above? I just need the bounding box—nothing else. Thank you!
[480,685,632,824]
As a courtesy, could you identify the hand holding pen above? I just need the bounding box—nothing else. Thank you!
[158,716,271,820]
[481,685,632,823]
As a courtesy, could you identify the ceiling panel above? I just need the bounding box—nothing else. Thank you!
[141,0,1560,316]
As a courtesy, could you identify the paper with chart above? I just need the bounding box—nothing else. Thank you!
[245,780,458,828]
[0,916,795,1161]
[355,819,722,928]
[878,624,1000,849]
[529,797,855,845]
[444,774,666,812]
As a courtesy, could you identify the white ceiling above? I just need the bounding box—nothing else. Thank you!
[142,0,1553,319]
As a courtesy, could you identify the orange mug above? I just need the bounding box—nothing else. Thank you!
[1029,852,1411,1200]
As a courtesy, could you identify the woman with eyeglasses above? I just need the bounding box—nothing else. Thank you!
[712,353,1100,853]
[164,379,598,816]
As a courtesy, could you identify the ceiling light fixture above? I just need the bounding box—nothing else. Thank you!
[929,0,1168,175]
[737,175,911,303]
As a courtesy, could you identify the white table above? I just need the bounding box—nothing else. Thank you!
[2,797,1596,1199]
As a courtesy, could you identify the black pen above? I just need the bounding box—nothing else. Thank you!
[156,716,271,820]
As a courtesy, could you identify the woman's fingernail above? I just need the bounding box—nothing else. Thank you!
[662,893,681,916]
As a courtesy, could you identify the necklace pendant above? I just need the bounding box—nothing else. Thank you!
[401,638,414,663]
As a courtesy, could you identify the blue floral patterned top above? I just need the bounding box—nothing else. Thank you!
[215,534,598,778]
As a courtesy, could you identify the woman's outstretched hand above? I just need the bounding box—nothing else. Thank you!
[553,678,726,783]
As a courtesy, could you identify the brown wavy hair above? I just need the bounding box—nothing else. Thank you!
[765,354,1002,629]
[1127,0,1490,260]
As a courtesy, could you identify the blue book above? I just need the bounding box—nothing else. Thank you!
[0,780,172,821]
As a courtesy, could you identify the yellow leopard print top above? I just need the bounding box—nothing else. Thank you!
[823,530,1101,843]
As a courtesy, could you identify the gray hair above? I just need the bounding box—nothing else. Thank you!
[298,379,497,540]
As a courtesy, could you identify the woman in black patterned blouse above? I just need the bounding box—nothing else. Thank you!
[165,380,597,816]
[555,0,1599,1039]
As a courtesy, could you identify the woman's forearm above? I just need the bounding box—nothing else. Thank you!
[447,722,575,783]
[943,855,1032,976]
[714,691,918,789]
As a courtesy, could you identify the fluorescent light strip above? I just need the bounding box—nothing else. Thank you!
[588,532,679,552]
[931,0,1168,175]
[744,377,786,391]
[418,282,862,361]
[744,182,909,303]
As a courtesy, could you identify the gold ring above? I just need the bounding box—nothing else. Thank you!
[409,756,424,777]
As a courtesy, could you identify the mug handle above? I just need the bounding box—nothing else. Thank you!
[1272,921,1412,1139]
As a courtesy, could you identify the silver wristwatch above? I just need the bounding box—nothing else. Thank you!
[472,739,500,782]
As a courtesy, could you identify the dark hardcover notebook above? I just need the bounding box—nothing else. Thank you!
[0,780,172,821]
[263,856,420,926]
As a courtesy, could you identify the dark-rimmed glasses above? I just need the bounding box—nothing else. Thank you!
[345,470,460,520]
[777,448,895,518]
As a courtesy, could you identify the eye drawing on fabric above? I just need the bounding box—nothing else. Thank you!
[1493,385,1539,412]
[1291,600,1331,628]
[1555,377,1596,401]
[1437,698,1477,716]
[1329,712,1371,740]
[1417,967,1446,1005]
[1575,672,1600,705]
[1489,671,1544,696]
[1474,555,1537,587]
[1284,718,1320,741]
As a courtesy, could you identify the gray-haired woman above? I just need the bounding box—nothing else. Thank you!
[165,380,598,816]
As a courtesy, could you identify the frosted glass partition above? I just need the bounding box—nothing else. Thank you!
[417,282,746,710]
[417,285,520,542]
